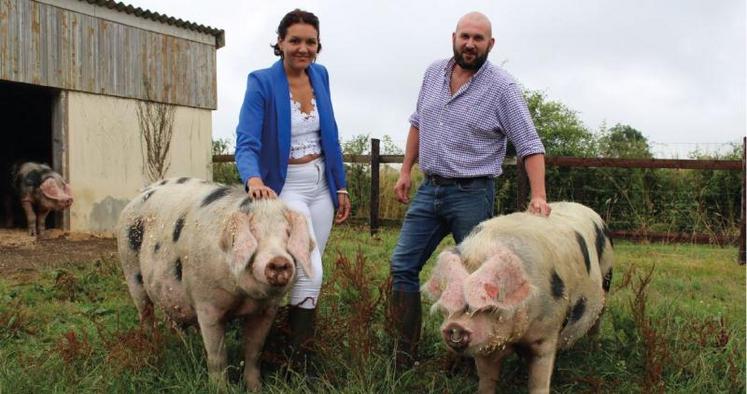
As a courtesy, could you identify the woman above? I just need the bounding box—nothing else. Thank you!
[234,9,350,360]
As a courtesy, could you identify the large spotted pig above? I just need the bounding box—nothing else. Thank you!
[116,178,314,390]
[13,162,73,237]
[423,202,613,394]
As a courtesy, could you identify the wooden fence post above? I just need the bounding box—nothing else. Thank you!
[516,156,529,211]
[739,137,745,264]
[370,138,380,235]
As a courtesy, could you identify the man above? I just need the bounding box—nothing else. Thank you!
[389,11,551,366]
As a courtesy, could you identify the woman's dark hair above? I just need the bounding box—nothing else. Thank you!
[272,9,322,57]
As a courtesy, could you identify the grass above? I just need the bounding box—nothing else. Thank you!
[0,225,744,393]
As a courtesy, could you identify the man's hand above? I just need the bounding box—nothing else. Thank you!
[247,177,277,200]
[335,192,351,224]
[394,173,412,204]
[528,197,551,216]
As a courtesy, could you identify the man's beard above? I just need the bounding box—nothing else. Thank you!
[453,47,489,70]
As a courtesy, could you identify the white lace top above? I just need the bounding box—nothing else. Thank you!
[290,96,323,159]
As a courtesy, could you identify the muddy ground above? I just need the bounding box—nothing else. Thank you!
[0,229,117,275]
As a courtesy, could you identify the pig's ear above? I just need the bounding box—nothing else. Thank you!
[464,250,534,312]
[220,212,258,275]
[62,183,73,200]
[422,249,468,313]
[40,178,66,200]
[286,209,314,279]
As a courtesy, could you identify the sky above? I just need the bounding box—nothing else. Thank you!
[125,0,746,158]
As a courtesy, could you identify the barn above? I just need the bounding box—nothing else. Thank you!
[0,0,224,234]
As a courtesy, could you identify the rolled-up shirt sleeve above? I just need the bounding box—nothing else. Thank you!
[408,69,431,129]
[497,82,545,159]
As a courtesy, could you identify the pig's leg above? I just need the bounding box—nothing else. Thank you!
[242,305,278,391]
[36,208,50,238]
[20,198,36,236]
[475,347,511,394]
[124,273,155,329]
[527,337,558,394]
[196,304,228,386]
[139,300,155,329]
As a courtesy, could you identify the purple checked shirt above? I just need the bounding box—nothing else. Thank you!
[409,58,545,178]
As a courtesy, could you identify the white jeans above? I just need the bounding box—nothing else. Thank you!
[280,157,334,309]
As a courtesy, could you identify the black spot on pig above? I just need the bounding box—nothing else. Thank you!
[23,170,42,188]
[158,180,168,186]
[128,217,145,252]
[550,270,565,299]
[175,259,182,281]
[603,268,613,293]
[562,296,587,330]
[176,177,190,184]
[173,215,186,242]
[594,222,607,262]
[238,196,253,213]
[142,189,156,202]
[569,297,586,323]
[23,168,53,188]
[201,186,231,207]
[154,242,161,253]
[135,272,143,284]
[575,231,591,274]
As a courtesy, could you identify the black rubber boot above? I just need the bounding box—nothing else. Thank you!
[390,290,422,370]
[287,306,316,373]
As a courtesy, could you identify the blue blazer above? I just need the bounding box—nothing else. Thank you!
[235,60,347,209]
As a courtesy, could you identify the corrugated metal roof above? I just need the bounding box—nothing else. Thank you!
[80,0,225,48]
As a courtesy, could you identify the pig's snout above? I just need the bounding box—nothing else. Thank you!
[444,327,471,351]
[442,323,471,352]
[62,197,73,208]
[264,256,293,287]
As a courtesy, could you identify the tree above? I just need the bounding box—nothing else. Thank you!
[523,90,595,157]
[137,78,175,182]
[597,123,652,159]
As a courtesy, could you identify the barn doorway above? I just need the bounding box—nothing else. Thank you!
[0,80,62,231]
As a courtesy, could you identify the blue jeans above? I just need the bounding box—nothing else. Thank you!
[390,177,495,292]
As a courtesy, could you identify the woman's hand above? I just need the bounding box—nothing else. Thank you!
[247,177,277,200]
[335,190,351,224]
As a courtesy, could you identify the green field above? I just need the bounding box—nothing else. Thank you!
[0,226,744,393]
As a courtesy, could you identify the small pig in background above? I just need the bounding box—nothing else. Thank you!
[423,202,613,394]
[117,177,314,391]
[12,162,73,237]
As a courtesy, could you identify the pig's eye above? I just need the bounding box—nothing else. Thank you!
[286,228,291,238]
[469,305,499,315]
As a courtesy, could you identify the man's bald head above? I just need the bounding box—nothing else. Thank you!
[456,12,492,38]
[452,12,494,71]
